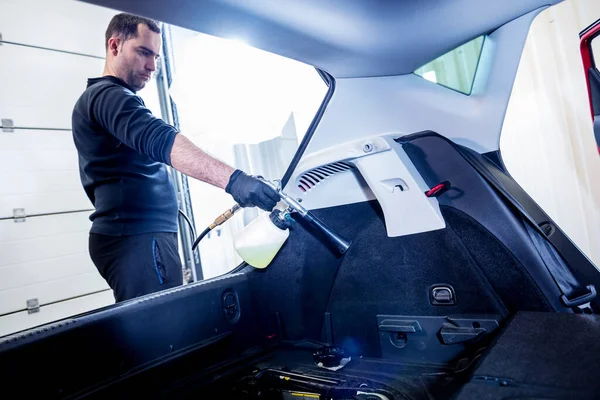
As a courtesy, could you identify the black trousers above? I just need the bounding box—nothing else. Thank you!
[89,232,183,302]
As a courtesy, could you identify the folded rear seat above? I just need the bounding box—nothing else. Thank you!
[399,131,580,313]
[455,311,600,399]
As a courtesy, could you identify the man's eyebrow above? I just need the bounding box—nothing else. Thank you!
[138,46,160,57]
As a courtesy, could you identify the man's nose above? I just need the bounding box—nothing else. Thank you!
[147,58,157,72]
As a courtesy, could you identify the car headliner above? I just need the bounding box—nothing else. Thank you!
[81,0,561,78]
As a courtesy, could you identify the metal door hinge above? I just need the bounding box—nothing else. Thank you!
[2,119,14,132]
[13,208,26,222]
[27,298,40,314]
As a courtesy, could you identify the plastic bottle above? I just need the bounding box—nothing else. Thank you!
[233,210,291,269]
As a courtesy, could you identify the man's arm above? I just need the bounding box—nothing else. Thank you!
[90,84,280,210]
[170,134,234,189]
[170,134,280,211]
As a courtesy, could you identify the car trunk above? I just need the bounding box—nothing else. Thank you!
[2,132,600,399]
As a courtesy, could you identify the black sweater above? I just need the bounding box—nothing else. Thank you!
[72,76,178,236]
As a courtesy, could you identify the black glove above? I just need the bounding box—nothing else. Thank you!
[225,170,281,211]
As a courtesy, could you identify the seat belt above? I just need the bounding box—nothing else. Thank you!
[453,145,597,313]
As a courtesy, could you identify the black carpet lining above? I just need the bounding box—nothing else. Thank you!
[246,196,558,355]
[456,311,600,399]
[442,207,553,312]
[324,202,553,357]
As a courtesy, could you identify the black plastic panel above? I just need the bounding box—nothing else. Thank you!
[590,67,600,116]
[595,116,600,148]
[377,314,500,364]
[0,273,260,399]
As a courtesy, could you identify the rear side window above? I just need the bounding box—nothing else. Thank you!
[168,28,328,280]
[414,36,485,95]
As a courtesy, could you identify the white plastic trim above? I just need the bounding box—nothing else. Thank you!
[288,134,445,237]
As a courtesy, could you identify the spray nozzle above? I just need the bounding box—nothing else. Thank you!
[192,178,352,257]
[259,178,351,255]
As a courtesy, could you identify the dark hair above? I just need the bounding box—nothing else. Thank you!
[105,13,161,50]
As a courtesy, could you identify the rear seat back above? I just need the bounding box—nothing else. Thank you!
[324,131,574,357]
[400,131,571,312]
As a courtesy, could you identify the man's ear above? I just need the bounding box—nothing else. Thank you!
[107,37,120,56]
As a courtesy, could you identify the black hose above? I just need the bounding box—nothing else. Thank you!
[191,227,211,251]
[190,204,242,251]
[178,209,196,239]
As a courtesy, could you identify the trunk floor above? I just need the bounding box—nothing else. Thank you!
[160,344,470,400]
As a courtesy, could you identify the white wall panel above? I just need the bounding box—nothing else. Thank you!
[0,44,105,129]
[0,230,88,267]
[0,253,94,292]
[500,0,600,267]
[0,128,91,217]
[0,213,91,270]
[0,0,116,58]
[0,128,75,151]
[0,191,91,220]
[0,272,108,316]
[0,148,77,172]
[0,0,177,336]
[0,212,104,315]
[0,211,91,242]
[0,170,83,197]
[0,290,114,338]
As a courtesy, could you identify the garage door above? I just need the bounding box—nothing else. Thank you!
[0,0,162,336]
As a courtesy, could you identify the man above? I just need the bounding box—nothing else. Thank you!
[72,13,280,302]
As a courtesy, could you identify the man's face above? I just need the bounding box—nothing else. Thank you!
[110,24,161,91]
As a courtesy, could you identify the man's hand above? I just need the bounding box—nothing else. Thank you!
[226,170,281,211]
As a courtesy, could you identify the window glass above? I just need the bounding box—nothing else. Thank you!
[414,36,485,95]
[168,27,328,279]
